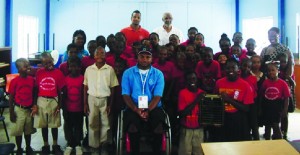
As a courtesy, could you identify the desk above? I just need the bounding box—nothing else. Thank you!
[201,140,299,155]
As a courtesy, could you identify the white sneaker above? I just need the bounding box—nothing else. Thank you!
[64,146,72,155]
[75,146,83,155]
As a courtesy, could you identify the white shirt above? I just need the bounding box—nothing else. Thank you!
[83,63,119,98]
[153,26,184,45]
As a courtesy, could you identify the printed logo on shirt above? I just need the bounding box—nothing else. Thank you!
[265,87,280,100]
[40,77,56,91]
[149,79,154,85]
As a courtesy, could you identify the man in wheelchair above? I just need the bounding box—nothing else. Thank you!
[121,47,166,155]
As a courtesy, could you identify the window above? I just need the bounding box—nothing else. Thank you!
[17,15,39,59]
[242,17,273,55]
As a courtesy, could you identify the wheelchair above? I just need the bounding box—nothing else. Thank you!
[116,108,172,155]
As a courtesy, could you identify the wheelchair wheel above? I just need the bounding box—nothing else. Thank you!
[163,110,172,155]
[116,110,124,155]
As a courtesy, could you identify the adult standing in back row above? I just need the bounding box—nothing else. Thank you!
[153,12,184,45]
[121,10,150,47]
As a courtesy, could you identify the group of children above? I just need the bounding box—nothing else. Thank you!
[8,27,295,155]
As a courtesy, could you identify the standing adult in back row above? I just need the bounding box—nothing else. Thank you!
[121,10,150,47]
[153,12,184,45]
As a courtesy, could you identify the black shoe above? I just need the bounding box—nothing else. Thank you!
[26,146,34,155]
[16,148,23,155]
[52,145,63,154]
[82,134,89,147]
[41,145,50,154]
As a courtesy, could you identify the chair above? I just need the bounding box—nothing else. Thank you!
[0,143,15,155]
[0,97,10,142]
[0,74,19,142]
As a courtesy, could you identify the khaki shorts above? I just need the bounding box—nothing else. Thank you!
[34,97,61,128]
[10,106,36,136]
[178,127,204,155]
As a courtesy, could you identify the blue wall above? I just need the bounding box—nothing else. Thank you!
[0,0,5,47]
[286,0,300,56]
[49,0,235,53]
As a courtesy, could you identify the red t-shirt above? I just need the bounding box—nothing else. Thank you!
[241,75,258,98]
[178,88,204,128]
[215,77,254,113]
[9,76,34,107]
[36,68,65,97]
[120,26,149,47]
[152,61,175,81]
[106,54,116,68]
[65,75,84,112]
[121,45,134,59]
[59,62,69,76]
[195,60,221,80]
[172,66,185,95]
[81,56,95,73]
[261,79,290,100]
[126,58,137,67]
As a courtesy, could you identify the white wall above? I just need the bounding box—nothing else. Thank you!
[50,0,235,54]
[239,0,278,49]
[286,0,300,56]
[0,0,5,47]
[11,0,46,61]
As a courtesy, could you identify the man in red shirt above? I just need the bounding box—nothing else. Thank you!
[120,10,149,47]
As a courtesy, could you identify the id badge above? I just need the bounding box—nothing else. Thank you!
[138,96,148,109]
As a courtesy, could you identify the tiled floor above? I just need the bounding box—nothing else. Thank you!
[1,105,300,154]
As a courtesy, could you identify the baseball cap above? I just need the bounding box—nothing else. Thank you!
[138,47,152,55]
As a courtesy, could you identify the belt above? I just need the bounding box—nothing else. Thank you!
[14,104,32,109]
[41,96,56,99]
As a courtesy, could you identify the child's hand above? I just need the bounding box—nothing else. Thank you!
[10,111,17,123]
[220,92,230,102]
[106,105,111,116]
[281,110,288,118]
[31,105,38,116]
[53,106,60,116]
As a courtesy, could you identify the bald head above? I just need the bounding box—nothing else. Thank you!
[162,12,173,27]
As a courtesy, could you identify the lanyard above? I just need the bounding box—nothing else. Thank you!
[139,71,149,95]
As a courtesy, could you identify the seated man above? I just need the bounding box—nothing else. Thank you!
[122,47,165,155]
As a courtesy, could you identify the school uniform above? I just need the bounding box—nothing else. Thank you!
[9,76,35,136]
[34,68,65,128]
[63,75,84,147]
[215,77,254,141]
[84,63,119,148]
[178,88,204,155]
[260,79,290,125]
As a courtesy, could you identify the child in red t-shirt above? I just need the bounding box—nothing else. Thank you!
[34,52,65,154]
[215,59,254,141]
[62,56,84,155]
[240,58,259,140]
[9,58,36,154]
[178,71,205,155]
[59,43,78,76]
[195,47,221,93]
[259,62,290,140]
[81,40,97,73]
